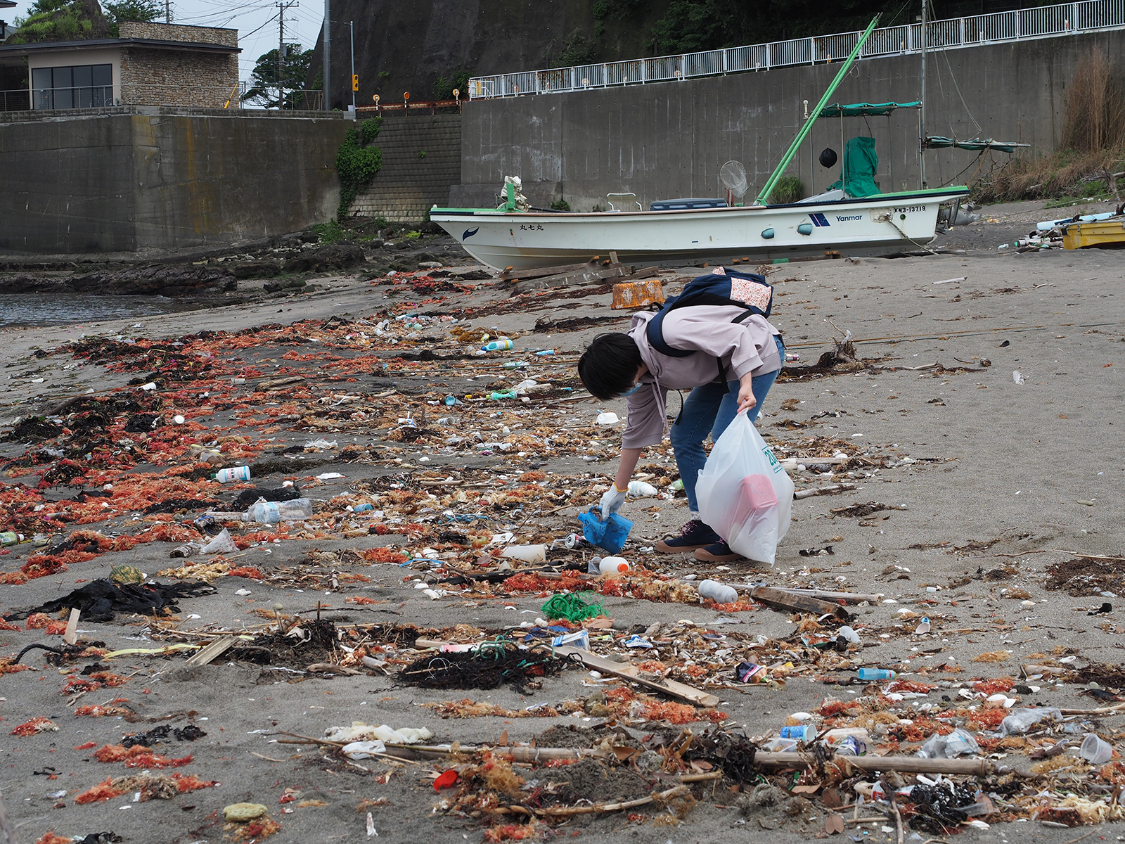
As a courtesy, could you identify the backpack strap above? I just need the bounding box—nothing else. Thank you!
[645,309,694,358]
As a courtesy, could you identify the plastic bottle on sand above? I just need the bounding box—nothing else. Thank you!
[599,556,631,575]
[246,498,314,524]
[212,466,251,483]
[698,579,738,604]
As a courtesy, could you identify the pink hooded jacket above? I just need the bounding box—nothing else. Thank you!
[621,305,781,449]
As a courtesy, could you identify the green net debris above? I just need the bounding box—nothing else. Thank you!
[541,591,604,622]
[924,136,1023,154]
[819,100,920,118]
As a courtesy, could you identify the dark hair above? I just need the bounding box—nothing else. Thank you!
[578,333,644,400]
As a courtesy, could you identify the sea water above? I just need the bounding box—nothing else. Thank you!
[0,294,198,328]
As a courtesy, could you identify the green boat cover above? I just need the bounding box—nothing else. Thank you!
[828,136,881,198]
[818,101,921,117]
[924,136,1025,154]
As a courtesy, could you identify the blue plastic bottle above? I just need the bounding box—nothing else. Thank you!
[857,668,897,681]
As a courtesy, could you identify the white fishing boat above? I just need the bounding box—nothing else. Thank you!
[430,187,967,270]
[431,16,971,271]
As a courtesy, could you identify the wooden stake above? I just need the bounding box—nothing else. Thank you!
[63,608,80,645]
[553,645,721,707]
[794,482,857,500]
[489,784,692,818]
[185,635,237,666]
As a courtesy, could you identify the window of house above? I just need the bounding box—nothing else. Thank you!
[31,63,112,109]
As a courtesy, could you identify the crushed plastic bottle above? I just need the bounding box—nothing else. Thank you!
[999,707,1062,736]
[916,728,980,758]
[627,480,659,497]
[246,498,314,524]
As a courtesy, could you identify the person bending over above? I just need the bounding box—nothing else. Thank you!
[577,297,783,562]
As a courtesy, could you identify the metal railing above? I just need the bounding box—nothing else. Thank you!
[32,84,113,110]
[469,0,1125,99]
[0,83,252,112]
[0,88,30,111]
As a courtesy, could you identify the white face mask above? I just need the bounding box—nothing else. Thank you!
[620,383,642,397]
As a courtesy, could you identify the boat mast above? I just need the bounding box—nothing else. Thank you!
[756,15,880,205]
[919,0,927,189]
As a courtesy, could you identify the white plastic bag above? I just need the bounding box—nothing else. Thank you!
[696,413,793,564]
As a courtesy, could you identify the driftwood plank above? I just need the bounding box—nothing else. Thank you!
[553,645,720,707]
[751,586,850,620]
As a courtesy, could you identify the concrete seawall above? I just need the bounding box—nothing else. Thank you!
[0,108,352,255]
[453,31,1125,210]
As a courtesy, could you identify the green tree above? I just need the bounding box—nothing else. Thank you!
[11,0,112,44]
[242,45,314,109]
[104,0,162,27]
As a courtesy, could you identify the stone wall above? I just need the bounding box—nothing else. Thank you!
[119,21,238,48]
[120,47,238,108]
[0,108,351,254]
[116,22,239,108]
[351,113,461,222]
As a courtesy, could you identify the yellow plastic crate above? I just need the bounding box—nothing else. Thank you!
[1063,219,1125,249]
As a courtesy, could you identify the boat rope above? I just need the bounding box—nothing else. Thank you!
[880,214,940,256]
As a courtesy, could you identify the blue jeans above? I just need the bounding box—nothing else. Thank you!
[670,337,784,514]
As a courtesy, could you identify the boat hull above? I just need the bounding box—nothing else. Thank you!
[431,189,968,271]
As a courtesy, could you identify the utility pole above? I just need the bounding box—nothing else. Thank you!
[165,0,170,24]
[276,1,297,110]
[919,0,927,189]
[349,20,355,112]
[322,0,330,110]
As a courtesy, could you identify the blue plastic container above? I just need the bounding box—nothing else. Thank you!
[857,668,897,681]
[578,508,634,554]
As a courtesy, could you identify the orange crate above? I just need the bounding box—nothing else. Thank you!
[612,279,664,310]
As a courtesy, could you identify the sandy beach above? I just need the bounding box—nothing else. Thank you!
[1,201,1124,844]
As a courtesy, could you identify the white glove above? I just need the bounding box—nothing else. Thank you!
[598,484,627,521]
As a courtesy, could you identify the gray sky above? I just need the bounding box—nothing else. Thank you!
[4,0,327,81]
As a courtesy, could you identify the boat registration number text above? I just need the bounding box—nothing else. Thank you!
[519,224,546,231]
[892,206,927,214]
